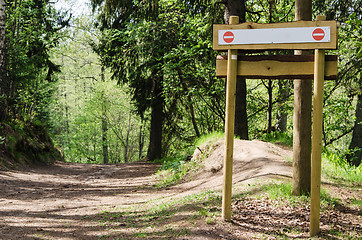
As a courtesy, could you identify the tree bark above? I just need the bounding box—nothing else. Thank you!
[0,0,7,121]
[124,113,131,163]
[102,110,109,164]
[347,93,362,167]
[138,123,145,160]
[267,79,273,133]
[293,0,312,196]
[101,66,109,164]
[177,69,201,138]
[147,76,163,161]
[224,0,249,140]
[276,79,290,132]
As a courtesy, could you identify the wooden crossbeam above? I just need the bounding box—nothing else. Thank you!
[216,55,337,80]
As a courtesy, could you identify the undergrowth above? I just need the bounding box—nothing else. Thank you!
[257,131,361,186]
[154,132,224,188]
[257,131,293,147]
[155,131,361,189]
[154,155,201,188]
[322,151,362,186]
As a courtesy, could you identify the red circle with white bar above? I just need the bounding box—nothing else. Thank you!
[312,28,325,41]
[223,31,234,43]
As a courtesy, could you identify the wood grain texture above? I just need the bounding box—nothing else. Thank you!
[222,15,238,222]
[216,55,337,79]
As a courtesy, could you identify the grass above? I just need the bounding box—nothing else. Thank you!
[154,156,202,188]
[91,190,223,239]
[322,151,362,186]
[194,131,224,147]
[257,131,293,147]
[234,179,361,239]
[154,132,224,188]
[244,180,340,208]
[256,131,361,186]
[256,131,361,187]
[144,133,361,238]
[88,177,361,239]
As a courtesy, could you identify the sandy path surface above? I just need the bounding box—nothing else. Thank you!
[174,140,292,193]
[0,140,293,239]
[0,161,167,239]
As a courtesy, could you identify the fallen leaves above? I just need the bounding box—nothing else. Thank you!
[231,197,362,238]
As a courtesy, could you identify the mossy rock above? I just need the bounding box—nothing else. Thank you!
[0,121,62,170]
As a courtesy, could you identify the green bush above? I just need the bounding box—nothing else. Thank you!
[322,151,362,186]
[257,131,293,147]
[155,132,224,188]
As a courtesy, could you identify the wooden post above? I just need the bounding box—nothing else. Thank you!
[310,15,326,237]
[222,15,239,221]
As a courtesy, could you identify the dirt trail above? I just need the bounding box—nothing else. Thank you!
[0,161,166,239]
[0,140,296,239]
[174,140,292,193]
[1,140,361,239]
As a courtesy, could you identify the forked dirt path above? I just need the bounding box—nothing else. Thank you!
[0,140,294,239]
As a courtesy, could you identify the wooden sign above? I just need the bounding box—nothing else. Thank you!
[213,21,337,50]
[215,55,338,80]
[217,17,337,237]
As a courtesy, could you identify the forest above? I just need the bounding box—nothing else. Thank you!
[0,0,361,168]
[0,0,361,239]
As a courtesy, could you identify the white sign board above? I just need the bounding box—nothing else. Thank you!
[218,27,331,45]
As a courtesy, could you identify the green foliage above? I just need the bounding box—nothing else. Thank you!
[93,1,225,157]
[155,156,200,188]
[155,132,223,187]
[322,151,362,185]
[5,0,69,121]
[194,131,224,147]
[246,0,295,23]
[256,131,293,148]
[0,0,69,167]
[313,0,362,167]
[49,16,145,163]
[20,0,361,169]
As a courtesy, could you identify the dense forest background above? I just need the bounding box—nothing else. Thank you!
[0,0,361,168]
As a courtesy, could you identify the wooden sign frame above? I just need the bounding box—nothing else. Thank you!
[215,16,337,237]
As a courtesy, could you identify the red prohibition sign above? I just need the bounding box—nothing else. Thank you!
[312,28,325,41]
[223,31,234,43]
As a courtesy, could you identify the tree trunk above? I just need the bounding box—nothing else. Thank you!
[189,99,201,138]
[347,93,362,166]
[101,66,109,164]
[293,0,312,196]
[276,79,290,132]
[234,77,249,139]
[138,123,145,160]
[147,76,163,161]
[124,113,132,163]
[0,0,7,121]
[267,80,273,133]
[224,0,248,140]
[177,69,201,138]
[102,111,109,164]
